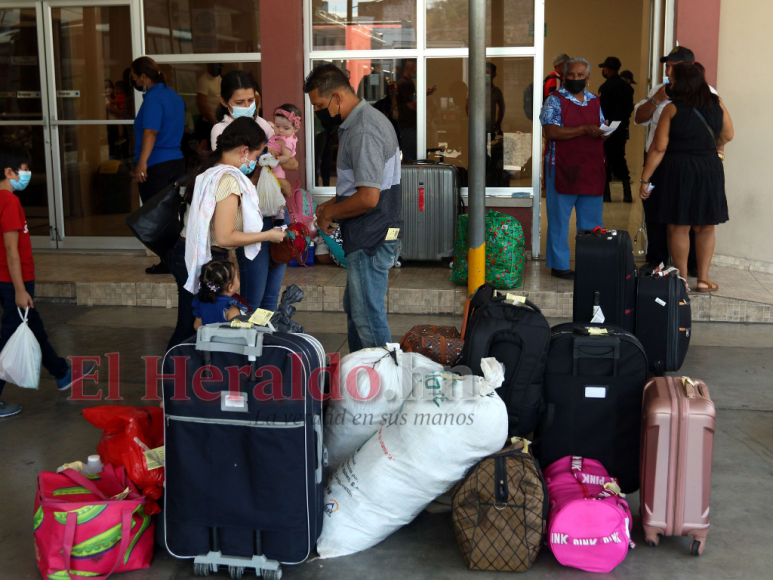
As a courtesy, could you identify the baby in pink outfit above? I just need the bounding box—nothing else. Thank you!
[267,104,302,179]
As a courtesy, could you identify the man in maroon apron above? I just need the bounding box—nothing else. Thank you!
[540,58,607,279]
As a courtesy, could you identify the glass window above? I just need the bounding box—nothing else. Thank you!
[312,0,417,51]
[0,127,50,236]
[144,0,260,55]
[426,0,535,49]
[0,9,43,121]
[426,57,534,188]
[157,62,262,160]
[51,6,135,121]
[310,59,403,187]
[58,125,139,237]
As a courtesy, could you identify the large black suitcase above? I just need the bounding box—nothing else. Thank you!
[635,270,691,375]
[573,228,637,332]
[459,283,551,437]
[162,324,326,578]
[535,322,648,493]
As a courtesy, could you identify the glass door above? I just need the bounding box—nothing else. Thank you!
[0,3,56,247]
[43,0,143,249]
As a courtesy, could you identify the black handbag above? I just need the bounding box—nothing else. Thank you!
[125,173,191,257]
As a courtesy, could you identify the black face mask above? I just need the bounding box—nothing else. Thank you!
[315,95,342,130]
[664,84,674,100]
[564,78,587,94]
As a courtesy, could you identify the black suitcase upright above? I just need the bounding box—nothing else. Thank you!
[635,270,691,375]
[535,322,648,493]
[459,283,551,437]
[162,324,326,578]
[573,228,637,332]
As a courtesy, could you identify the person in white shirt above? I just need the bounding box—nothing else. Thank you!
[634,46,720,274]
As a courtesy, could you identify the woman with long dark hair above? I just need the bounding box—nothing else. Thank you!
[639,63,734,292]
[210,70,297,312]
[131,56,186,274]
[166,117,286,350]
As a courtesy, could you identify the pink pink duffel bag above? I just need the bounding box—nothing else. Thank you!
[544,456,634,573]
[33,464,153,580]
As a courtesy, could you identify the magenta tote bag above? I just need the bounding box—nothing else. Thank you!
[33,464,153,580]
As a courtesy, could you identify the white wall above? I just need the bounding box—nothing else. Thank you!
[715,0,773,263]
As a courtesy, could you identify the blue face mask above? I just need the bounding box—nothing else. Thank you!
[231,102,256,119]
[11,170,31,191]
[239,157,257,175]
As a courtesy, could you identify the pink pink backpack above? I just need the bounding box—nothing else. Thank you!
[544,456,634,573]
[286,182,317,237]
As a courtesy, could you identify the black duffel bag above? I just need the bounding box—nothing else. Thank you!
[125,173,191,257]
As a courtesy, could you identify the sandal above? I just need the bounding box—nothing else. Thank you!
[695,279,718,293]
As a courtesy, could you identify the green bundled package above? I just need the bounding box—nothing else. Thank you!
[451,210,525,289]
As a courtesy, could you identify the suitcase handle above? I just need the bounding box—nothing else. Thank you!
[195,323,269,360]
[681,376,708,399]
[572,337,620,376]
[411,159,441,165]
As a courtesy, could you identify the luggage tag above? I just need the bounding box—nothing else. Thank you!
[496,291,526,304]
[385,227,400,241]
[249,308,275,330]
[231,319,253,329]
[586,327,609,336]
[143,446,165,470]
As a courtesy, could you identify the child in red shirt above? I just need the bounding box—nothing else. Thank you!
[0,142,95,417]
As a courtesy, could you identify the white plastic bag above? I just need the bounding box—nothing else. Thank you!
[256,153,285,217]
[0,308,42,389]
[318,358,508,559]
[324,344,443,471]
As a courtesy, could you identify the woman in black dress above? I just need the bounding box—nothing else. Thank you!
[639,63,734,292]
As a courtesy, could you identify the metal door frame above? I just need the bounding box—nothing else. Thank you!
[42,0,144,249]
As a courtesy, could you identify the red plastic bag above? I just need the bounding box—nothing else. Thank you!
[83,405,164,515]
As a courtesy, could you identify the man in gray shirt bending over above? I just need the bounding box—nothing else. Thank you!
[305,64,403,352]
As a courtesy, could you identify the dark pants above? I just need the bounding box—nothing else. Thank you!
[0,281,69,397]
[236,215,289,312]
[400,127,417,163]
[166,239,229,352]
[605,132,630,184]
[642,152,696,270]
[138,157,186,205]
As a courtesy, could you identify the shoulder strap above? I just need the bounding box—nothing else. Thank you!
[692,108,718,146]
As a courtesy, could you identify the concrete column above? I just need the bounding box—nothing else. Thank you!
[259,0,306,188]
[675,0,721,87]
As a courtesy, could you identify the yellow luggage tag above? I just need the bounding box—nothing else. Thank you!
[510,436,531,454]
[497,291,526,304]
[144,446,165,470]
[231,319,253,329]
[385,228,400,241]
[248,308,275,330]
[587,327,609,336]
[603,481,625,498]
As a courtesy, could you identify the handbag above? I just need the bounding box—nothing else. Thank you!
[125,172,191,257]
[270,207,312,267]
[34,464,154,580]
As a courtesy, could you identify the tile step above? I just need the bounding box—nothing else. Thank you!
[33,280,773,323]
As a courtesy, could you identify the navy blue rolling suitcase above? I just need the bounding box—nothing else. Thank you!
[162,323,326,579]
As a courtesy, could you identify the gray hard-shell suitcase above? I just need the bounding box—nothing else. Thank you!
[400,160,460,262]
[162,323,327,579]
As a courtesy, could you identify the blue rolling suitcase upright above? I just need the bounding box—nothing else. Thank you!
[162,324,326,579]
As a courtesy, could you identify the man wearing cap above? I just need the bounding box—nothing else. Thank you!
[544,53,570,103]
[598,57,635,203]
[634,46,719,274]
[620,70,637,86]
[540,57,607,280]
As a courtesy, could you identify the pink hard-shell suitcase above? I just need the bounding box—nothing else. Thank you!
[640,376,715,555]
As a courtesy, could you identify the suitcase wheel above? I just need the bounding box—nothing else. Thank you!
[194,562,211,576]
[690,540,702,556]
[262,569,281,580]
[394,259,402,269]
[647,540,657,548]
[229,566,244,579]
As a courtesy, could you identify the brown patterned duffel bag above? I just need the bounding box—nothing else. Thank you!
[399,325,463,366]
[452,439,548,571]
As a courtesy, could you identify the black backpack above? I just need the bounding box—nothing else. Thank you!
[459,284,551,437]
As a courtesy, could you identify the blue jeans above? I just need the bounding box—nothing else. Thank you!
[0,281,69,397]
[545,160,604,271]
[236,215,289,312]
[343,240,401,352]
[166,239,228,352]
